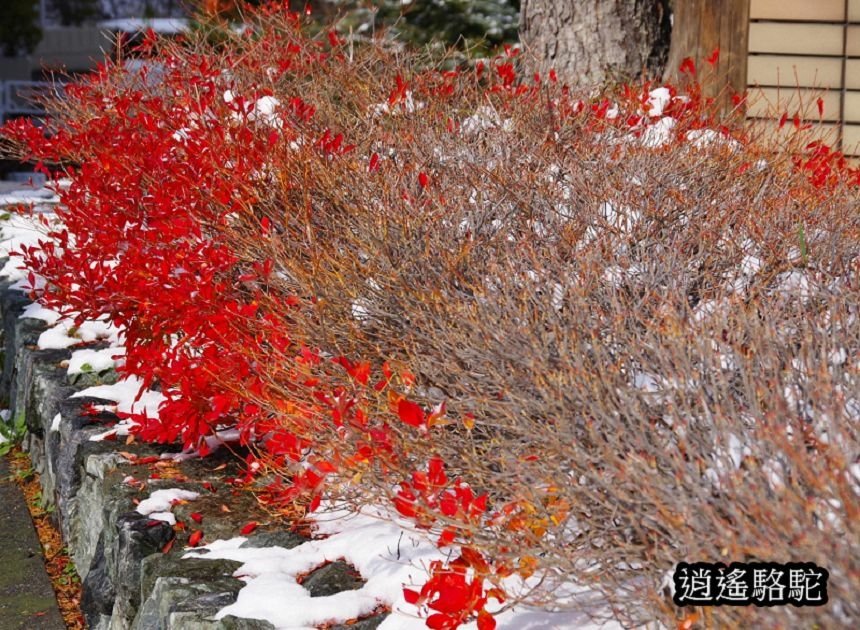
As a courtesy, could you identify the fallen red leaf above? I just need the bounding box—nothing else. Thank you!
[187,530,204,547]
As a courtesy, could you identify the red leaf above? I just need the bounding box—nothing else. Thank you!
[428,456,447,487]
[706,48,720,66]
[368,152,381,172]
[459,547,490,574]
[679,57,696,75]
[778,111,789,129]
[393,490,417,518]
[189,512,203,524]
[397,399,425,427]
[161,538,175,554]
[403,588,421,605]
[348,361,371,386]
[817,97,824,117]
[418,172,430,189]
[240,521,258,535]
[426,614,457,630]
[187,530,204,547]
[437,527,456,548]
[477,609,496,630]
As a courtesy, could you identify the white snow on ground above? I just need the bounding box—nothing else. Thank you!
[37,316,122,350]
[38,320,81,349]
[67,346,126,375]
[19,302,62,325]
[0,211,50,282]
[50,413,62,432]
[686,129,741,151]
[185,503,620,630]
[163,428,243,461]
[461,106,513,136]
[252,96,282,126]
[71,376,166,441]
[645,87,671,117]
[136,488,200,525]
[640,116,676,148]
[0,187,59,207]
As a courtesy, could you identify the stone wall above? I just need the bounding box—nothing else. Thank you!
[0,273,383,629]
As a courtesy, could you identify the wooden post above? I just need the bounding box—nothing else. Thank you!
[665,0,751,98]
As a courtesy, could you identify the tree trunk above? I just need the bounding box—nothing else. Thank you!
[519,0,672,85]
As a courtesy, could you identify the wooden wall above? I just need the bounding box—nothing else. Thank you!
[666,0,751,99]
[746,0,860,156]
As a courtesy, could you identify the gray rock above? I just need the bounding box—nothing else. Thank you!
[240,530,307,550]
[81,535,116,629]
[303,560,366,598]
[166,611,275,630]
[54,397,125,541]
[111,512,177,628]
[331,616,387,630]
[139,555,243,602]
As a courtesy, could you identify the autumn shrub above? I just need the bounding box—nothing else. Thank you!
[2,3,858,628]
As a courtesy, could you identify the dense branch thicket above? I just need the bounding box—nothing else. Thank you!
[2,5,858,628]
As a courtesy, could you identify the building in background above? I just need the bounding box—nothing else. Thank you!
[1,1,187,82]
[0,1,188,123]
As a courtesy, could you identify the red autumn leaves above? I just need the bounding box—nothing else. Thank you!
[404,550,505,630]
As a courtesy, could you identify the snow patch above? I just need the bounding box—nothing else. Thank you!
[19,302,62,325]
[136,488,200,517]
[646,87,672,117]
[186,502,620,630]
[68,346,126,375]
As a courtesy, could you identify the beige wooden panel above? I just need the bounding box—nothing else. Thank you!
[747,119,841,147]
[845,92,860,122]
[746,87,842,121]
[850,0,860,22]
[747,55,843,88]
[847,60,860,89]
[849,26,860,56]
[843,125,860,155]
[751,0,845,21]
[749,23,844,55]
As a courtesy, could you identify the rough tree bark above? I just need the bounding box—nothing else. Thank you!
[519,0,673,85]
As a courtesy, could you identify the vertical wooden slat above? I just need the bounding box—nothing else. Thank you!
[839,0,849,153]
[665,0,750,100]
